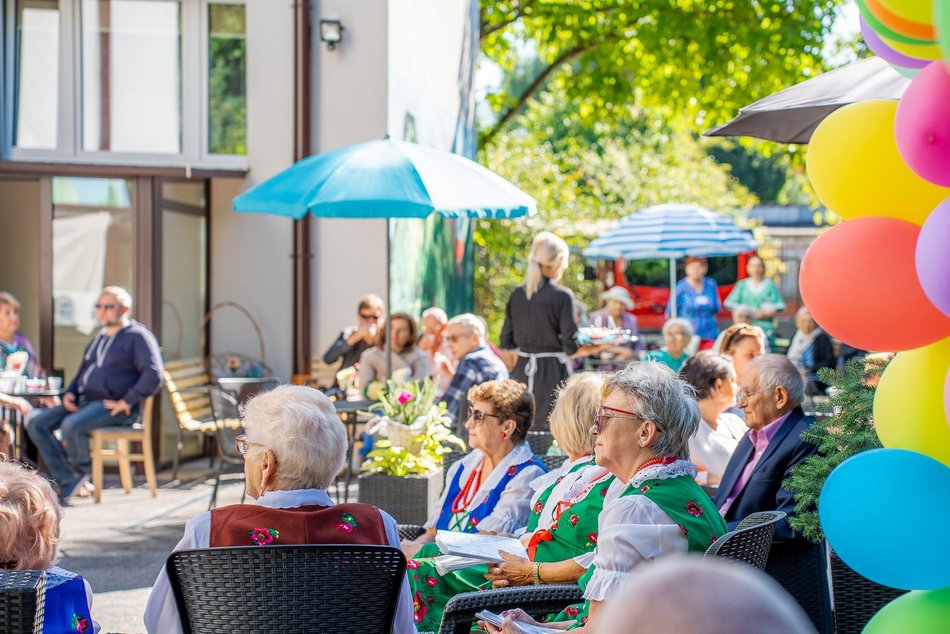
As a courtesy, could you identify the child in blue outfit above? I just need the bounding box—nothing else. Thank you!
[0,461,98,633]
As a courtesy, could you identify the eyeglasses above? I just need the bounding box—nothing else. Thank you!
[359,313,381,321]
[94,303,117,310]
[592,405,645,434]
[234,434,263,456]
[736,388,766,404]
[467,406,503,424]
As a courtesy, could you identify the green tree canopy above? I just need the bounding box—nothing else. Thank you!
[480,0,844,144]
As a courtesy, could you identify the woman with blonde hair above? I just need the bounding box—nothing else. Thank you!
[0,461,98,633]
[501,232,604,428]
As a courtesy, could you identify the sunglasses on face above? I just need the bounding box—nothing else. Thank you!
[467,407,503,424]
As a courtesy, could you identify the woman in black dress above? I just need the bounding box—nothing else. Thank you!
[501,232,603,429]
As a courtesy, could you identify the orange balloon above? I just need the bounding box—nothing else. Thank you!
[799,218,950,351]
[865,0,936,40]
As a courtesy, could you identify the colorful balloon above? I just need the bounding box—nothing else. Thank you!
[805,101,950,224]
[875,337,950,466]
[879,0,934,24]
[945,367,950,428]
[858,0,937,45]
[895,63,950,187]
[877,28,943,58]
[799,219,950,351]
[862,0,935,40]
[820,448,950,589]
[892,63,923,77]
[862,17,930,67]
[864,588,950,633]
[916,198,950,316]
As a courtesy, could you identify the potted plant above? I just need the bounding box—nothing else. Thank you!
[357,378,465,524]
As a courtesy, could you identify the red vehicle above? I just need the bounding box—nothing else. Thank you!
[592,252,755,331]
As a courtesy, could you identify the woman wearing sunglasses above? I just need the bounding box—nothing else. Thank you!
[481,363,727,633]
[408,374,612,632]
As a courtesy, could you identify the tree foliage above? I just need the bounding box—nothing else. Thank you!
[474,97,756,341]
[479,0,845,144]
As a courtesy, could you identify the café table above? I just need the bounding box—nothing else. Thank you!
[1,389,62,465]
[215,376,280,403]
[333,399,372,503]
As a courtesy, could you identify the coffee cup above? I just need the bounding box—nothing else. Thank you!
[47,376,63,391]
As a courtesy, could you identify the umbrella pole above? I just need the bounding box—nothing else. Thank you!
[669,258,677,318]
[386,217,393,381]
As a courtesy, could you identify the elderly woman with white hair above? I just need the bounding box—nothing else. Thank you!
[481,363,727,633]
[645,317,694,373]
[501,232,606,428]
[144,385,416,634]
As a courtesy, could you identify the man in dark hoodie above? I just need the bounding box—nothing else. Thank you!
[28,286,163,501]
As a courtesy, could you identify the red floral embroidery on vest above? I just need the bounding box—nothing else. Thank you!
[507,465,518,476]
[564,605,579,617]
[685,501,703,517]
[249,527,279,546]
[413,590,427,622]
[71,615,90,633]
[336,511,358,533]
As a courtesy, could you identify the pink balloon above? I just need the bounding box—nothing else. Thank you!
[895,62,950,187]
[861,17,928,68]
[917,198,950,317]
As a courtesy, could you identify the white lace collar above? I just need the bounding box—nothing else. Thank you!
[626,459,697,490]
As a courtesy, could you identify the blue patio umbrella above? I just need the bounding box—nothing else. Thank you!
[583,204,757,317]
[233,137,535,376]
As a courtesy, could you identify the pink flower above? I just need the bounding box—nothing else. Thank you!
[427,596,435,604]
[72,615,90,633]
[564,606,580,617]
[336,521,354,533]
[685,501,703,517]
[534,501,544,514]
[569,514,579,526]
[413,591,428,622]
[710,536,718,545]
[587,532,597,545]
[469,516,479,527]
[249,527,278,545]
[426,576,438,587]
[398,390,414,405]
[507,465,518,476]
[640,485,651,493]
[407,560,420,569]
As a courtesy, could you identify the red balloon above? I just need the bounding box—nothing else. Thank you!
[799,218,950,351]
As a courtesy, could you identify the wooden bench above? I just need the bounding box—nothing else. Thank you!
[90,395,158,502]
[163,357,240,480]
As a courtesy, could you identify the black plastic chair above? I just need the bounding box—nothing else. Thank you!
[439,584,582,634]
[830,551,906,634]
[765,540,834,634]
[0,570,45,634]
[705,511,785,570]
[167,545,407,634]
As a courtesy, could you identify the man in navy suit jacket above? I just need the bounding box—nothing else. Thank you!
[713,355,818,542]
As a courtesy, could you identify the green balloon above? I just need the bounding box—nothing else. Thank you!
[938,0,950,69]
[864,588,950,633]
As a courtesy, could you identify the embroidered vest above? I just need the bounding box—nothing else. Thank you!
[435,455,545,533]
[44,568,93,634]
[210,503,389,547]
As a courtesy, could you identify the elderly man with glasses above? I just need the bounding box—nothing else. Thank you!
[439,313,509,430]
[27,286,163,502]
[713,354,818,541]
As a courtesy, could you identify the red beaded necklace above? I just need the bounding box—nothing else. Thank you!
[451,459,483,514]
[634,456,677,476]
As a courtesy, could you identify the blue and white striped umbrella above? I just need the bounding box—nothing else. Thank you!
[583,204,757,260]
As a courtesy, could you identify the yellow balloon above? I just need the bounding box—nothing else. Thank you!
[878,0,934,24]
[806,101,950,224]
[875,337,950,468]
[877,29,943,58]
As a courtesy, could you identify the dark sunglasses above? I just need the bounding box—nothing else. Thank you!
[467,406,503,424]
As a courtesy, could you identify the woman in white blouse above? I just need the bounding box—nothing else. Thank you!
[358,312,429,388]
[482,362,728,633]
[402,379,546,559]
[678,352,749,485]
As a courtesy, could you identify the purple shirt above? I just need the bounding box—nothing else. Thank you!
[719,411,792,515]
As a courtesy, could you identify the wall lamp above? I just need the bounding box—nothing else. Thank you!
[319,19,344,50]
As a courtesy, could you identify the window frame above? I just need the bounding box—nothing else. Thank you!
[2,0,247,169]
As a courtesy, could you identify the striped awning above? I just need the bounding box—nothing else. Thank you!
[583,204,758,260]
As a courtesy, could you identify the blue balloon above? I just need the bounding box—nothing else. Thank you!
[819,448,950,590]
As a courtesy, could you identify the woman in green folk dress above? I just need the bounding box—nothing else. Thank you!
[481,362,728,633]
[407,373,612,633]
[724,255,786,344]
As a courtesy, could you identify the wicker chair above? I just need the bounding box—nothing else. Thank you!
[705,511,785,570]
[526,430,555,455]
[0,570,44,634]
[765,540,834,634]
[167,545,406,634]
[830,551,906,634]
[439,584,583,634]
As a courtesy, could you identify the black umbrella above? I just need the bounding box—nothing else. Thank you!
[704,57,909,144]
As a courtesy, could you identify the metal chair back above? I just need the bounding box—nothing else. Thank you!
[0,570,44,634]
[705,511,785,570]
[167,545,406,634]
